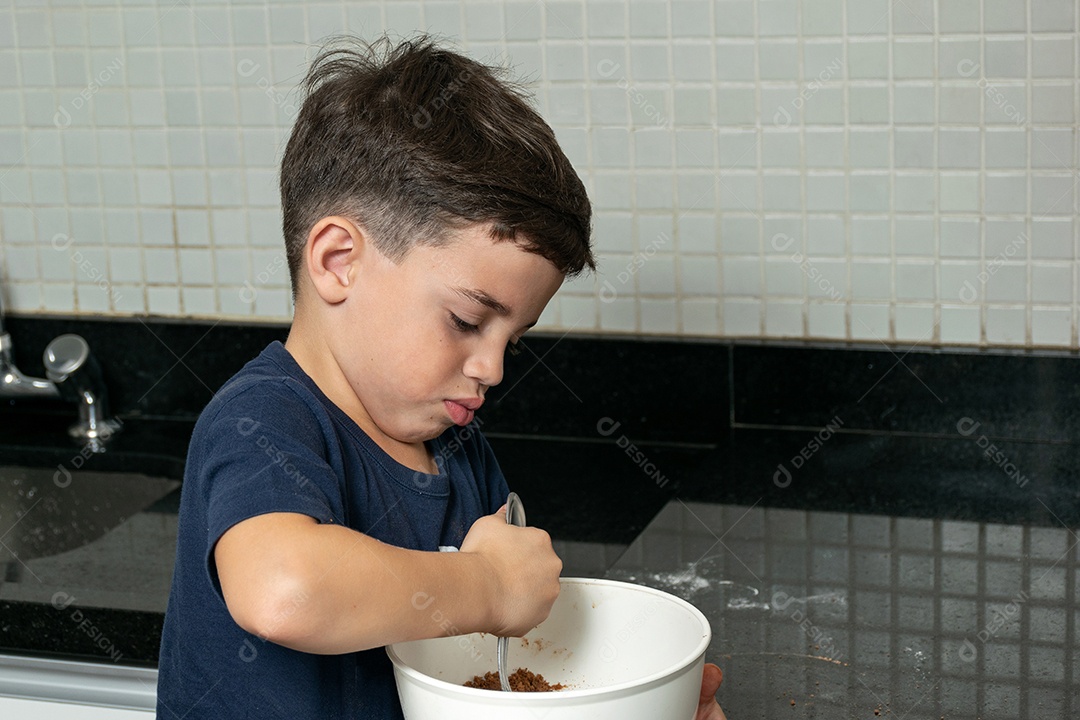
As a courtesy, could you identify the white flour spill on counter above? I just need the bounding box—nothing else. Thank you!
[614,567,711,593]
[611,565,849,613]
[725,586,771,611]
[772,591,849,608]
[902,646,932,683]
[612,566,771,608]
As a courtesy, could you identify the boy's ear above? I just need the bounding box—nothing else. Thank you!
[304,216,366,304]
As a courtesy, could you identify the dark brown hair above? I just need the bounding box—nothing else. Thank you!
[280,35,594,294]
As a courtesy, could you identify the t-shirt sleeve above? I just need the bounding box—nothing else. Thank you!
[192,382,345,594]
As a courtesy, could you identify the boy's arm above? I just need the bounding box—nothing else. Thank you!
[214,508,561,655]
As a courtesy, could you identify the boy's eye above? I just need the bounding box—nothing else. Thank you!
[449,313,480,333]
[450,312,523,356]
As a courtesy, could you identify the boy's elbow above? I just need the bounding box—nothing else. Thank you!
[216,513,327,647]
[224,569,318,646]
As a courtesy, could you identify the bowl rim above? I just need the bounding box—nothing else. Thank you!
[385,577,712,701]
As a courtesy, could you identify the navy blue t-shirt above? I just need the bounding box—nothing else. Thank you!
[157,341,509,719]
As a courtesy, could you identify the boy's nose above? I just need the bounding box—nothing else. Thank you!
[463,340,504,388]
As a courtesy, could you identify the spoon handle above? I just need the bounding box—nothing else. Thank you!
[497,636,510,691]
[498,492,526,691]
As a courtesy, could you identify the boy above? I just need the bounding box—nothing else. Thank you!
[157,36,726,719]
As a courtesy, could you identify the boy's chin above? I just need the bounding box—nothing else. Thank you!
[412,426,448,442]
[400,418,456,443]
[382,407,471,443]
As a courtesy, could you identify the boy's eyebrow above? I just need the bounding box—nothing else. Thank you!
[451,286,511,316]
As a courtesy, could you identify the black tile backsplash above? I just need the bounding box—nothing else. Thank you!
[733,343,1080,443]
[4,317,730,444]
[487,436,710,544]
[485,334,728,444]
[4,316,287,420]
[5,315,1079,452]
[678,428,1080,528]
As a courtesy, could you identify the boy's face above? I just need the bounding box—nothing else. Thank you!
[333,223,564,445]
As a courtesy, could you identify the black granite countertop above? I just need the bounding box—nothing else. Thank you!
[1,419,1075,680]
[607,498,1079,719]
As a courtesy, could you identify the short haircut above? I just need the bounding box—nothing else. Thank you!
[280,35,594,295]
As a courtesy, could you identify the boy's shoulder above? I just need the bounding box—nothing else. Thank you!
[197,341,326,436]
[215,340,299,394]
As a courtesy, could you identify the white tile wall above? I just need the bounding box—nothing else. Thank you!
[0,1,1077,349]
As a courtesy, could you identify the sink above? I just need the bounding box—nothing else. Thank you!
[0,444,182,611]
[0,465,179,567]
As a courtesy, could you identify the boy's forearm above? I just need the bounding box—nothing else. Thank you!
[217,513,497,655]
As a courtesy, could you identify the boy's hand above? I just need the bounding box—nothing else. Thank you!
[459,505,562,637]
[696,663,728,719]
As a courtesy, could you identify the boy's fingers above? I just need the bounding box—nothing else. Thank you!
[699,663,723,701]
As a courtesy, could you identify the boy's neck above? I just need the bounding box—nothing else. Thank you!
[283,322,437,475]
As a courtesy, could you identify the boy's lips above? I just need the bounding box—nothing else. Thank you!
[444,397,483,426]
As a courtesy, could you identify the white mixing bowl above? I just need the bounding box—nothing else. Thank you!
[386,577,711,720]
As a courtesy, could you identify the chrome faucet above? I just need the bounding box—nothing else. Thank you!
[0,290,121,449]
[0,331,60,399]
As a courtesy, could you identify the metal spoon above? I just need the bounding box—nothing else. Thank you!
[497,491,527,691]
